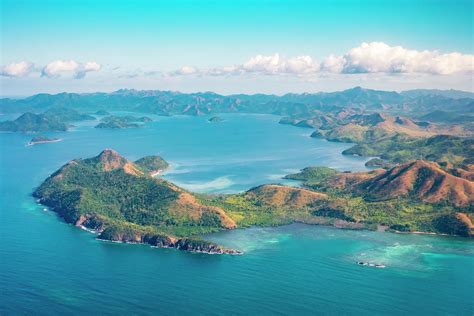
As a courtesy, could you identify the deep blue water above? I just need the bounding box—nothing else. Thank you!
[0,114,473,315]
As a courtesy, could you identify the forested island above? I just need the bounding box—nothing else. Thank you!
[95,115,152,129]
[33,149,473,254]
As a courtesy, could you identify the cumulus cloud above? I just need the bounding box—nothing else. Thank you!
[168,42,473,77]
[321,42,474,75]
[1,61,34,77]
[41,60,101,78]
[167,65,199,76]
[241,54,319,75]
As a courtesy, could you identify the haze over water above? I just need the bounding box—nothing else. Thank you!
[1,114,473,315]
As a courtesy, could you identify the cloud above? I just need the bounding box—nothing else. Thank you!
[241,53,319,75]
[322,42,474,75]
[168,65,199,76]
[41,60,101,78]
[1,61,34,77]
[168,42,474,77]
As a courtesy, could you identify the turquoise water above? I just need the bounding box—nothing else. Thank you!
[0,114,473,315]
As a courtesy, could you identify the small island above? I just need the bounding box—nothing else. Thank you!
[28,136,61,146]
[95,115,153,129]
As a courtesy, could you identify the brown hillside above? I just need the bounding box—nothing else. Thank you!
[324,169,384,190]
[246,184,327,208]
[169,192,236,229]
[360,160,474,207]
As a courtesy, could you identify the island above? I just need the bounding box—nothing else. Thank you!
[0,108,95,132]
[33,149,474,255]
[28,136,61,145]
[95,115,152,129]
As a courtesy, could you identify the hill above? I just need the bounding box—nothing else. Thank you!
[33,149,238,254]
[360,160,474,207]
[0,108,94,132]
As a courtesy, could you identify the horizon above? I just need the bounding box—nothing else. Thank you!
[2,86,473,100]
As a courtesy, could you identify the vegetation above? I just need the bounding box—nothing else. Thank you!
[135,156,169,174]
[34,150,473,253]
[95,115,152,129]
[343,134,474,166]
[33,149,240,253]
[0,108,94,132]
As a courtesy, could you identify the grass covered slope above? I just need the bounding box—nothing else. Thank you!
[343,134,474,166]
[33,149,239,254]
[283,161,474,235]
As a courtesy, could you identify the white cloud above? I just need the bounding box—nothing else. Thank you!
[241,53,318,75]
[168,42,474,77]
[1,61,34,77]
[41,60,101,79]
[168,65,198,76]
[322,42,474,75]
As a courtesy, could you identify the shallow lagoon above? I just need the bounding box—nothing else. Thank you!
[0,114,472,315]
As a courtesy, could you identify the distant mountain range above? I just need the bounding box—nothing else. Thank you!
[1,87,473,119]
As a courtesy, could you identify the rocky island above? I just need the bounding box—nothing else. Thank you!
[33,149,473,255]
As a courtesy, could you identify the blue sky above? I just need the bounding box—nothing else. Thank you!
[1,0,473,96]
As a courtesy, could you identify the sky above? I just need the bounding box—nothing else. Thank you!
[1,0,473,96]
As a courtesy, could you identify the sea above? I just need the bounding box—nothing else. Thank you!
[0,113,472,315]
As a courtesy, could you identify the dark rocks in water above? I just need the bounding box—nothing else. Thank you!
[208,116,224,123]
[97,227,241,254]
[310,130,324,138]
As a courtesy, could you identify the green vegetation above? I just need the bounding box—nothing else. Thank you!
[0,108,94,132]
[34,149,473,256]
[0,112,68,132]
[95,115,152,129]
[343,134,474,166]
[33,150,240,253]
[284,167,339,188]
[135,156,169,174]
